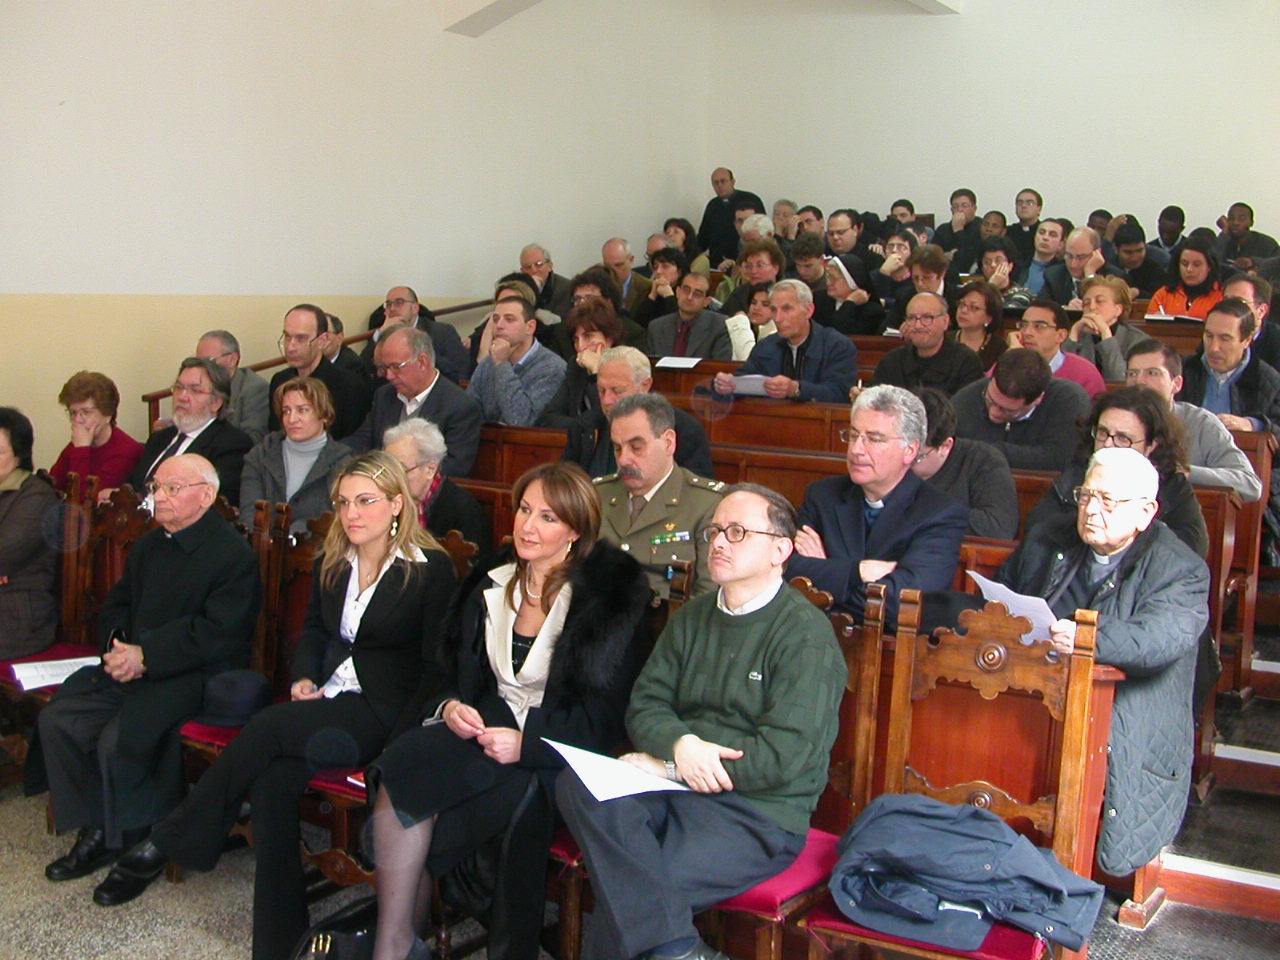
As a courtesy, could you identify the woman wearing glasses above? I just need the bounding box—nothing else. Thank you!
[238,377,352,531]
[106,451,457,960]
[49,371,144,496]
[1024,385,1207,557]
[367,461,649,960]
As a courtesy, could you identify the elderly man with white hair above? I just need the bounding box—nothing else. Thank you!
[31,453,261,901]
[382,417,489,557]
[995,446,1209,877]
[787,385,968,623]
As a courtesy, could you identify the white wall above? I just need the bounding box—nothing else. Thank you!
[707,0,1280,233]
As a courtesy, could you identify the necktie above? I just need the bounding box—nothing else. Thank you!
[629,495,645,523]
[146,432,188,480]
[864,502,883,530]
[673,319,693,356]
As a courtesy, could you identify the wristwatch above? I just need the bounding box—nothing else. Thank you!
[664,760,678,781]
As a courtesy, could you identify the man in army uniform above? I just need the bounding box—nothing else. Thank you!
[595,393,724,599]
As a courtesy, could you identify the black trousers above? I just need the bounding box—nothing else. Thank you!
[150,694,389,960]
[555,770,805,960]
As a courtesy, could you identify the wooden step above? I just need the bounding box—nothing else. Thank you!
[1252,658,1280,699]
[1160,854,1280,924]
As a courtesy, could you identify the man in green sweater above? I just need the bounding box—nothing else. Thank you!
[556,484,846,960]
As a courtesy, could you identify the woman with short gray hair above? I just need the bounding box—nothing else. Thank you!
[383,417,490,558]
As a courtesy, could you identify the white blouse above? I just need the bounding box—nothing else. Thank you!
[480,562,572,728]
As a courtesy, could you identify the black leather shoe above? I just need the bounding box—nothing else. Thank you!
[647,942,731,960]
[45,827,119,882]
[92,840,166,906]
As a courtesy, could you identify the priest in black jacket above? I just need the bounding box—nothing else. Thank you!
[30,453,261,895]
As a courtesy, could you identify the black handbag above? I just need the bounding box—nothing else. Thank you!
[288,893,378,960]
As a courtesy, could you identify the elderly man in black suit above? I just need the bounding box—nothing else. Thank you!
[344,324,482,477]
[123,357,253,505]
[268,303,371,441]
[31,453,260,900]
[561,346,713,479]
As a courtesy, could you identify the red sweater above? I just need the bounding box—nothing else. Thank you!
[49,426,145,494]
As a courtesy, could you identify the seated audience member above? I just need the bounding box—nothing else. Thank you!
[540,298,627,429]
[196,331,269,443]
[978,235,1035,309]
[31,454,260,897]
[646,271,732,360]
[724,282,778,362]
[566,267,647,349]
[951,278,1009,369]
[1020,217,1068,297]
[1007,188,1043,262]
[789,385,968,622]
[981,209,1008,238]
[1063,275,1145,381]
[519,243,575,320]
[713,280,858,402]
[1125,338,1262,501]
[1110,219,1166,298]
[345,324,482,478]
[869,228,918,308]
[872,292,983,395]
[124,358,253,505]
[467,295,567,425]
[603,237,654,317]
[888,198,916,225]
[1025,386,1207,557]
[102,453,454,960]
[718,238,786,317]
[632,247,686,328]
[952,348,1091,471]
[663,217,711,276]
[791,232,829,294]
[817,254,886,335]
[465,274,545,371]
[322,314,373,387]
[364,286,469,384]
[596,393,724,599]
[49,371,144,494]
[932,189,982,268]
[713,216,775,303]
[950,209,1007,274]
[1176,297,1280,434]
[383,418,490,556]
[1217,202,1279,271]
[556,484,845,960]
[638,232,671,278]
[1043,227,1128,308]
[1014,300,1106,398]
[562,347,713,480]
[366,462,649,960]
[1222,273,1280,370]
[912,389,1018,540]
[825,208,872,266]
[888,243,956,331]
[698,166,765,267]
[269,303,371,440]
[796,204,826,238]
[995,447,1208,876]
[773,197,799,240]
[1148,235,1225,319]
[238,377,352,532]
[0,407,59,657]
[1150,205,1186,257]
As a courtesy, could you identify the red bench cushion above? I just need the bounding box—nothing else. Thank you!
[714,828,839,921]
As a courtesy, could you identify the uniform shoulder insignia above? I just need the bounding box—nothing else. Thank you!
[688,475,725,492]
[593,473,619,485]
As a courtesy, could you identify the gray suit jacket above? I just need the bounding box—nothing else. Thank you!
[227,367,269,444]
[645,309,732,360]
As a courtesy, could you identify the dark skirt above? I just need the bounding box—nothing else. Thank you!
[367,694,538,877]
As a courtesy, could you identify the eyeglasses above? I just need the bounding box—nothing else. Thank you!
[277,333,319,352]
[983,383,1030,419]
[1015,319,1055,331]
[384,298,417,310]
[520,260,548,272]
[700,523,787,544]
[146,480,209,498]
[1072,486,1147,512]
[67,406,100,420]
[1064,252,1094,262]
[171,381,213,397]
[839,428,902,448]
[677,284,709,297]
[405,461,437,474]
[903,312,946,325]
[333,495,388,511]
[1092,426,1143,448]
[374,359,415,376]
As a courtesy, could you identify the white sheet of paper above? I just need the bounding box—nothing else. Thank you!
[729,374,770,396]
[965,571,1058,643]
[654,356,703,369]
[544,739,688,802]
[12,656,101,692]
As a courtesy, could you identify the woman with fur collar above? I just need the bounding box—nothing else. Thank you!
[368,461,651,960]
